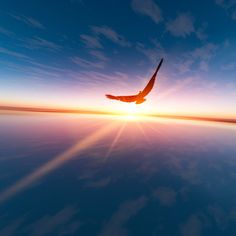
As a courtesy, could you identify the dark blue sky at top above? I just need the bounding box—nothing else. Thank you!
[0,0,235,113]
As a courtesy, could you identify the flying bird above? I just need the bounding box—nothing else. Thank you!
[106,58,163,104]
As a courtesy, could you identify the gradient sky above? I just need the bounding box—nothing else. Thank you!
[0,0,236,117]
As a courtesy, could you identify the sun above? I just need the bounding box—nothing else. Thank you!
[115,103,143,121]
[115,112,141,121]
[109,102,153,121]
[123,114,138,120]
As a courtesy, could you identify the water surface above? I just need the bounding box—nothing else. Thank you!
[0,114,236,236]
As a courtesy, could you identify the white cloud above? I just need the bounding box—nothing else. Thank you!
[191,43,217,61]
[136,40,165,63]
[166,13,195,37]
[166,13,208,40]
[208,205,228,230]
[26,206,81,236]
[72,56,106,69]
[80,34,103,48]
[178,43,218,73]
[232,8,236,19]
[199,60,209,71]
[173,42,219,75]
[75,70,129,88]
[91,26,131,47]
[181,215,202,236]
[216,0,225,5]
[0,47,30,59]
[0,206,81,236]
[221,62,236,70]
[0,27,14,37]
[131,0,163,24]
[0,218,25,236]
[9,13,45,29]
[21,37,61,51]
[178,59,194,74]
[86,177,111,188]
[153,187,177,206]
[99,196,147,236]
[196,23,208,40]
[215,0,236,20]
[89,50,109,61]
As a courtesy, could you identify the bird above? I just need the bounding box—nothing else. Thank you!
[106,58,163,104]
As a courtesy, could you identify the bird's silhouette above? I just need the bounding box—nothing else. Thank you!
[106,58,163,104]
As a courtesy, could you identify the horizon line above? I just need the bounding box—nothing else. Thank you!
[0,105,236,125]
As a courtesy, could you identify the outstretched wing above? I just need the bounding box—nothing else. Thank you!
[140,58,163,98]
[106,94,138,103]
[105,58,163,103]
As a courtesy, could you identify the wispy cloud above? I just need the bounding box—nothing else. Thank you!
[99,196,147,236]
[74,70,129,88]
[9,13,45,29]
[0,218,25,236]
[0,61,67,82]
[0,27,14,37]
[86,177,111,188]
[0,53,77,83]
[153,187,177,207]
[0,206,81,236]
[191,43,217,61]
[181,215,202,236]
[89,50,109,61]
[196,23,208,40]
[0,47,30,59]
[91,26,131,47]
[166,13,207,40]
[71,50,109,70]
[221,62,236,70]
[26,206,81,236]
[80,25,130,54]
[80,34,103,48]
[216,0,236,20]
[166,13,195,38]
[136,40,165,63]
[22,37,61,51]
[71,56,106,69]
[131,0,163,24]
[176,43,218,73]
[177,59,195,74]
[199,60,209,71]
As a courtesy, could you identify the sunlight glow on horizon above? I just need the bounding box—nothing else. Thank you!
[1,79,235,119]
[1,77,236,119]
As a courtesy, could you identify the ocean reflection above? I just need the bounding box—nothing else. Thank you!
[0,114,236,236]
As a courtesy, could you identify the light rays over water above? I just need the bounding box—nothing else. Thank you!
[0,116,149,203]
[0,121,119,203]
[0,115,152,203]
[104,122,126,161]
[135,121,150,145]
[1,113,235,204]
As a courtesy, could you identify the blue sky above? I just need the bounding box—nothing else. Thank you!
[0,0,236,116]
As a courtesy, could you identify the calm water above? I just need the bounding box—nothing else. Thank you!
[0,114,236,236]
